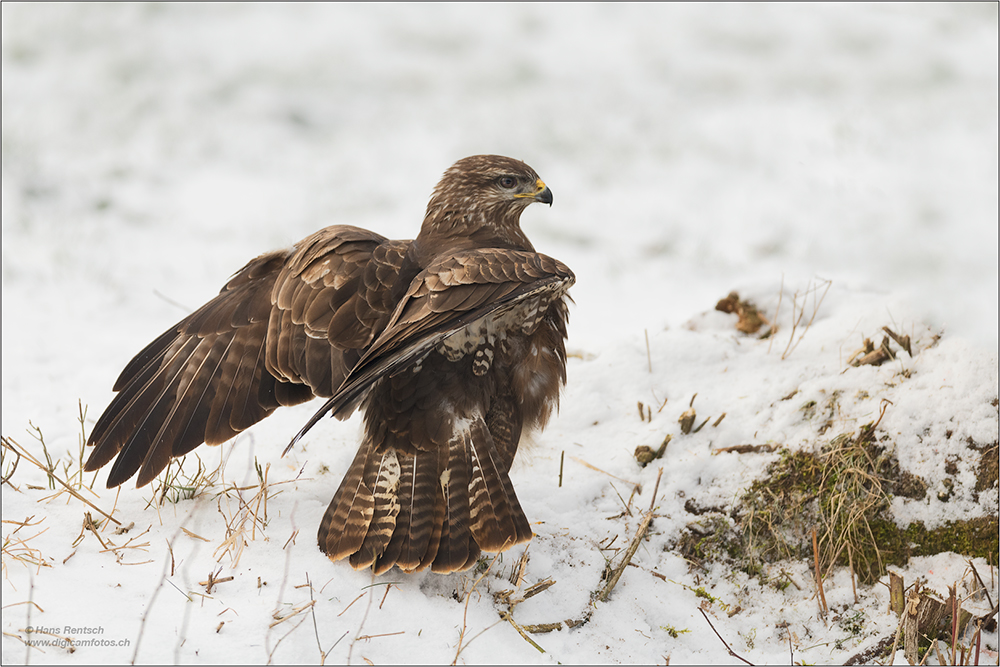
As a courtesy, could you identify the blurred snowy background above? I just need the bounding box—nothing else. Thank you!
[4,2,998,433]
[2,4,997,664]
[4,6,997,378]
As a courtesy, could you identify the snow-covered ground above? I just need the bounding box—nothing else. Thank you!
[2,4,997,664]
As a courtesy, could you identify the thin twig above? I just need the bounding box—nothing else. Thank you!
[301,572,328,664]
[648,467,663,513]
[355,631,405,641]
[698,607,754,665]
[499,610,545,653]
[570,457,640,492]
[975,620,982,665]
[781,278,832,360]
[337,593,365,617]
[453,553,500,664]
[968,560,995,611]
[597,470,662,604]
[347,570,377,665]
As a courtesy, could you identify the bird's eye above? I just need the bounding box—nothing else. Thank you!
[498,176,517,189]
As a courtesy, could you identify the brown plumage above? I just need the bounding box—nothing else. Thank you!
[84,155,574,574]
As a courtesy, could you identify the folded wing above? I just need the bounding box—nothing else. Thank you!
[289,249,575,447]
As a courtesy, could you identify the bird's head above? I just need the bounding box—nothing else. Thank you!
[420,155,553,251]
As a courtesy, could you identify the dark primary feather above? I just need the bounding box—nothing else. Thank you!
[85,155,574,573]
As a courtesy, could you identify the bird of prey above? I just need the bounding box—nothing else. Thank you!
[84,155,575,574]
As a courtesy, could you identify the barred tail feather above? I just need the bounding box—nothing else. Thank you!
[317,441,377,561]
[466,419,532,552]
[429,428,472,573]
[349,448,402,570]
[416,492,445,572]
[374,452,434,574]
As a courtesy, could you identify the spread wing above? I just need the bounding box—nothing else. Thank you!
[288,248,575,449]
[84,225,407,487]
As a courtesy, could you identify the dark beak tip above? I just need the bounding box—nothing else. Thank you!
[537,188,553,206]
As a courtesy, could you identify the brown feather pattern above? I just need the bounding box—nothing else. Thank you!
[85,155,573,573]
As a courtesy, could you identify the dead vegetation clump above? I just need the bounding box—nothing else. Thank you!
[735,404,899,585]
[715,292,770,336]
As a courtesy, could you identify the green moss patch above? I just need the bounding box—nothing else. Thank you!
[721,415,998,585]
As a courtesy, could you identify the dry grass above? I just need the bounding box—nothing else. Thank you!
[2,435,120,528]
[735,400,895,586]
[146,453,223,508]
[1,515,51,582]
[764,277,833,359]
[214,460,300,567]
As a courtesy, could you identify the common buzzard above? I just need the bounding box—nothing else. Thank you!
[84,155,575,574]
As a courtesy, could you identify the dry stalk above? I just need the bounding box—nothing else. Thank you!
[71,400,92,490]
[812,527,828,616]
[199,568,234,595]
[781,278,832,360]
[950,584,959,665]
[570,456,641,493]
[499,610,546,654]
[453,553,502,663]
[882,326,913,357]
[25,423,57,490]
[596,468,662,603]
[267,603,316,663]
[509,545,530,586]
[355,631,404,641]
[698,607,754,665]
[967,559,995,611]
[337,593,365,617]
[847,545,858,604]
[270,599,317,627]
[887,608,905,667]
[712,444,778,455]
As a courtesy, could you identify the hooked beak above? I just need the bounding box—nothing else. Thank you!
[513,178,553,206]
[533,179,553,206]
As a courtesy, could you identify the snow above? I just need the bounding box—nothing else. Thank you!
[2,4,997,664]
